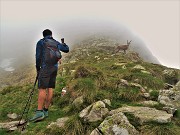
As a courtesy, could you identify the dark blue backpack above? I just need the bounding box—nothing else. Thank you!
[43,39,62,66]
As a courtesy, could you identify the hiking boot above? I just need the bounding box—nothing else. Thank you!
[43,109,48,118]
[30,110,44,122]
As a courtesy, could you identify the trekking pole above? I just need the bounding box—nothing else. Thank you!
[17,74,39,130]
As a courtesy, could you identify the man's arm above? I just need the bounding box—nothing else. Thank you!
[35,40,43,71]
[57,41,69,53]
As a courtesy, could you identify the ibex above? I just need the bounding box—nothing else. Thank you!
[114,40,132,54]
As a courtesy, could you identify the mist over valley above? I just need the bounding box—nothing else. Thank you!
[0,20,160,73]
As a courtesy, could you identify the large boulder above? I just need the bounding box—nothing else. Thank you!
[158,81,180,108]
[163,69,179,85]
[79,101,109,122]
[91,112,139,135]
[109,106,172,125]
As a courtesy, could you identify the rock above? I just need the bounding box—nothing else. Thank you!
[114,63,126,66]
[163,69,176,78]
[72,96,84,108]
[98,112,139,135]
[102,99,111,106]
[164,83,174,89]
[95,56,99,58]
[0,119,25,129]
[122,65,127,69]
[130,83,146,92]
[70,70,76,75]
[158,81,180,108]
[79,101,109,122]
[174,81,180,92]
[7,113,18,119]
[163,69,178,85]
[120,79,129,86]
[163,107,177,114]
[90,128,102,135]
[141,100,159,106]
[134,79,139,83]
[9,126,18,131]
[47,117,69,128]
[133,65,145,70]
[141,70,151,74]
[142,93,150,98]
[104,58,109,60]
[110,106,173,125]
[158,95,171,106]
[111,54,115,57]
[112,125,129,135]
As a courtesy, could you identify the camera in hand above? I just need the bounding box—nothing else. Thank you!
[61,38,64,44]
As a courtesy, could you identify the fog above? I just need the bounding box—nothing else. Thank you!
[1,0,179,71]
[0,19,160,71]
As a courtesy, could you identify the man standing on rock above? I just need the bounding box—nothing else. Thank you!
[30,29,69,122]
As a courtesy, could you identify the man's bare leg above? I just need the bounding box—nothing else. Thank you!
[37,89,47,110]
[44,88,53,109]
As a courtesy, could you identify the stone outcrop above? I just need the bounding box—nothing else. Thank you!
[163,69,179,85]
[158,81,180,108]
[91,112,139,135]
[109,106,173,125]
[79,101,109,122]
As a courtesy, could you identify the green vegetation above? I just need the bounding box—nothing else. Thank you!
[0,43,179,135]
[141,122,179,135]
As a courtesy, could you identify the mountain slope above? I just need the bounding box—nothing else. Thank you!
[0,36,179,135]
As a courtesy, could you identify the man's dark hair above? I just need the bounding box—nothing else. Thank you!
[43,29,52,37]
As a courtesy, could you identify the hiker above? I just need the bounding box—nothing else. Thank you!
[30,29,69,122]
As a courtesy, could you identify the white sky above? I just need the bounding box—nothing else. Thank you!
[0,0,180,69]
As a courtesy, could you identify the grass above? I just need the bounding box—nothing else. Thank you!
[119,87,143,102]
[124,72,164,90]
[0,84,38,121]
[0,43,179,134]
[140,122,178,135]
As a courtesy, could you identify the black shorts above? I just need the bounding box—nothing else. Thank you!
[38,66,58,89]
